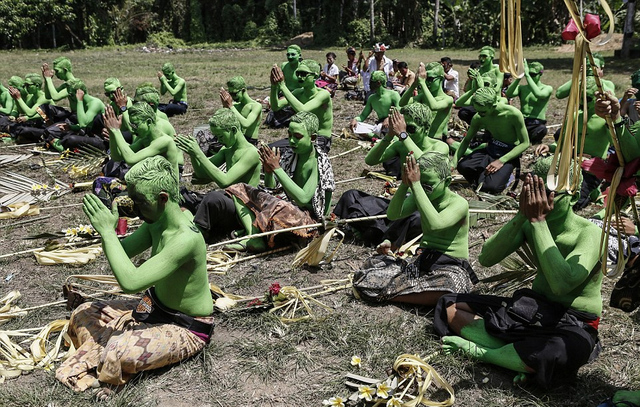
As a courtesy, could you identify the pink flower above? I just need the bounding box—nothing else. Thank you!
[268,282,281,296]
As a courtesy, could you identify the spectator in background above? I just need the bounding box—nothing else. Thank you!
[362,43,394,95]
[441,57,459,100]
[340,47,361,90]
[317,52,339,97]
[392,62,415,95]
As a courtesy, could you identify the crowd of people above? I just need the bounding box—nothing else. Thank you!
[2,43,640,405]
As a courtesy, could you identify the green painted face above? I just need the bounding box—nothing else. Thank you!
[286,46,301,63]
[420,169,446,200]
[211,126,236,148]
[288,121,313,154]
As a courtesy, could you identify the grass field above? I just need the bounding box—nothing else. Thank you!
[0,43,639,407]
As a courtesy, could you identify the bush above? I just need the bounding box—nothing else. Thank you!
[147,31,186,49]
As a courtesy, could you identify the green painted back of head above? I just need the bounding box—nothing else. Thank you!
[129,102,157,124]
[227,76,246,92]
[417,151,450,181]
[125,156,179,204]
[290,111,319,136]
[208,108,240,132]
[25,73,42,88]
[425,62,444,78]
[53,57,72,72]
[8,76,23,88]
[67,78,86,92]
[104,77,122,92]
[299,59,321,75]
[400,103,432,128]
[135,86,160,106]
[371,71,387,84]
[473,87,498,107]
[162,62,174,73]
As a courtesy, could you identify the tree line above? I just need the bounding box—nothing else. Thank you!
[0,0,628,50]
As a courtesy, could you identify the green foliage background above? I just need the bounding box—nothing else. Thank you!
[0,0,631,49]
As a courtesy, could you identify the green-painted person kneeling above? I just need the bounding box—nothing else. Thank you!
[433,157,603,388]
[353,152,477,306]
[56,156,214,395]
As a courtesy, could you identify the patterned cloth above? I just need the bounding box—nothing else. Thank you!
[278,145,335,220]
[55,300,210,391]
[353,249,477,302]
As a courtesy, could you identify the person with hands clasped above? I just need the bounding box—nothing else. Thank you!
[434,157,603,388]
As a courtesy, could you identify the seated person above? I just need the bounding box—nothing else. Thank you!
[477,46,504,95]
[362,43,394,95]
[7,73,53,143]
[45,79,106,152]
[103,103,181,176]
[281,45,304,92]
[392,62,415,95]
[42,57,78,110]
[434,160,602,388]
[0,77,20,118]
[339,47,361,90]
[353,152,477,305]
[335,106,449,249]
[176,108,261,241]
[453,87,529,194]
[103,78,134,133]
[225,111,335,252]
[365,103,449,177]
[400,62,453,142]
[219,76,262,145]
[270,60,333,152]
[441,57,459,100]
[505,61,553,145]
[55,156,214,394]
[134,85,176,137]
[317,52,339,97]
[157,63,187,117]
[350,71,401,136]
[620,68,640,124]
[456,62,481,125]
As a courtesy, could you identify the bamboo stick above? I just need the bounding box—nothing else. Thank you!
[329,146,361,160]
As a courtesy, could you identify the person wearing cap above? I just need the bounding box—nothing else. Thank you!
[270,60,333,152]
[280,45,304,92]
[620,69,640,124]
[477,46,503,95]
[505,61,553,145]
[340,47,362,90]
[362,43,394,94]
[441,57,459,100]
[5,74,53,144]
[350,70,400,137]
[219,76,262,144]
[399,62,453,142]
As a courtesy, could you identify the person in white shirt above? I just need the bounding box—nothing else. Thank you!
[362,43,394,93]
[441,57,459,100]
[320,52,340,84]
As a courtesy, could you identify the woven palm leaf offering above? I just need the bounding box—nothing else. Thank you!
[46,144,107,179]
[333,353,454,407]
[551,0,621,276]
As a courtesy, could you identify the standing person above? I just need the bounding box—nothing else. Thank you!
[505,61,553,145]
[441,57,459,100]
[362,43,394,95]
[56,156,214,396]
[340,46,361,90]
[157,63,188,117]
[219,76,262,144]
[281,45,304,92]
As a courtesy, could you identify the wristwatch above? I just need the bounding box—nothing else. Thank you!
[120,106,127,113]
[399,131,409,141]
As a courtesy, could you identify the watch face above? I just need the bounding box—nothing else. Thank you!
[400,132,408,140]
[120,106,127,112]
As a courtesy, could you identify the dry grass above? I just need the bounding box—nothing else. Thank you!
[0,45,638,406]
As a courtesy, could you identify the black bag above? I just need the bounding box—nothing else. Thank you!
[610,262,640,312]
